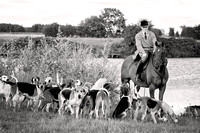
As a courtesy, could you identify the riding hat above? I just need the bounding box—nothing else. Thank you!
[140,19,149,27]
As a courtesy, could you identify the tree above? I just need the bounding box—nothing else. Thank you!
[99,8,126,37]
[78,16,106,37]
[175,31,180,37]
[123,24,141,54]
[193,24,200,39]
[61,24,77,37]
[169,28,175,37]
[151,28,163,37]
[180,25,197,38]
[31,24,44,32]
[0,23,25,32]
[42,23,59,37]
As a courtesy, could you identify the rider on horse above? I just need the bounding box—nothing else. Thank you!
[134,19,157,81]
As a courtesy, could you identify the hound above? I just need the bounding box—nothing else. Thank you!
[90,78,107,90]
[31,76,40,85]
[6,74,44,111]
[112,95,132,119]
[38,78,78,112]
[134,96,178,124]
[112,84,132,119]
[0,75,12,106]
[12,82,43,111]
[80,78,111,119]
[58,85,88,118]
[38,85,61,112]
[38,81,74,113]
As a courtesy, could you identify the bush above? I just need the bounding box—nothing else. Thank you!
[157,37,200,58]
[42,23,59,37]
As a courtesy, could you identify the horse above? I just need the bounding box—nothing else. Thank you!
[121,41,168,101]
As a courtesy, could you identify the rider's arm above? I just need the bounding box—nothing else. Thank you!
[135,34,146,54]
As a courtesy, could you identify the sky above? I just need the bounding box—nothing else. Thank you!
[0,0,200,34]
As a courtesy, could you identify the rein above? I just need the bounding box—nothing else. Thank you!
[152,53,167,83]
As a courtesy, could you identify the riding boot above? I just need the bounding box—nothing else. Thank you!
[136,60,144,81]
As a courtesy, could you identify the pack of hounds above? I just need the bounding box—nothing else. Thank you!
[0,74,178,124]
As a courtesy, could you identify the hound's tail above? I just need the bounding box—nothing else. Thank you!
[11,71,18,83]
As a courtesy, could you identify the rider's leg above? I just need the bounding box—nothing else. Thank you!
[135,53,148,81]
[135,60,144,81]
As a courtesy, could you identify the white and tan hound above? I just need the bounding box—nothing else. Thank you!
[134,96,178,124]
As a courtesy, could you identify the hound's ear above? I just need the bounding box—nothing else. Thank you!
[161,42,164,47]
[37,77,40,82]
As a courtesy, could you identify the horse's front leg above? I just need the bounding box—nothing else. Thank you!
[133,85,141,98]
[159,84,166,101]
[149,84,156,99]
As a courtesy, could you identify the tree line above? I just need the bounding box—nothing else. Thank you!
[1,8,163,38]
[0,8,200,39]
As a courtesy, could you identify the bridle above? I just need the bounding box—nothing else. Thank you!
[152,46,167,78]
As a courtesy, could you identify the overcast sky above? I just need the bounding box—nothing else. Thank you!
[0,0,200,33]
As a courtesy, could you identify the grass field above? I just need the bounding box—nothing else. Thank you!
[0,32,45,39]
[0,58,200,133]
[66,37,123,47]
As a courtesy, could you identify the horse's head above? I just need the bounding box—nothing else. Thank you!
[153,41,167,69]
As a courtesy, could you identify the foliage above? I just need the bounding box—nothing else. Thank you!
[99,8,126,37]
[169,28,175,36]
[0,37,119,83]
[181,25,200,39]
[78,16,106,38]
[29,24,44,32]
[175,31,180,37]
[151,28,163,37]
[123,24,140,48]
[157,37,200,58]
[0,23,25,32]
[42,23,59,37]
[61,24,77,37]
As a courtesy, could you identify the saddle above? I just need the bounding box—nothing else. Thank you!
[132,52,152,82]
[133,53,151,71]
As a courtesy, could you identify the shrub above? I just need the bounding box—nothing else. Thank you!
[42,23,59,37]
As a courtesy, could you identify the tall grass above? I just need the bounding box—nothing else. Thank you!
[0,37,119,84]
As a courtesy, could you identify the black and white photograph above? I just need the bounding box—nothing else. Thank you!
[0,0,200,132]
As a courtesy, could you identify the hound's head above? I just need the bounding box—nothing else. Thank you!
[75,79,82,86]
[75,86,88,100]
[157,108,179,123]
[31,76,40,85]
[44,77,53,85]
[0,75,9,82]
[38,82,46,91]
[120,83,130,97]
